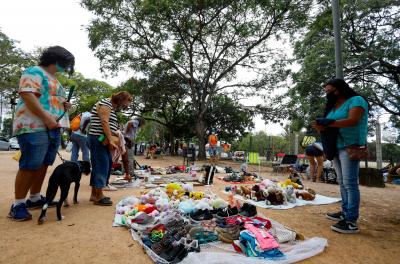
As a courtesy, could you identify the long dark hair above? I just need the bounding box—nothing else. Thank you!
[323,78,366,117]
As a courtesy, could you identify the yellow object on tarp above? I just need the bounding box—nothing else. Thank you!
[247,152,259,165]
[13,150,21,161]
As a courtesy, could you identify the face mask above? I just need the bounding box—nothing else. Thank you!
[326,91,338,104]
[55,64,65,73]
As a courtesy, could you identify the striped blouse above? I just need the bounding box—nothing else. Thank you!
[88,99,119,136]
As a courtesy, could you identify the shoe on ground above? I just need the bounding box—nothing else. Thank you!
[326,211,345,221]
[103,184,118,191]
[216,206,239,219]
[7,203,32,222]
[26,195,58,209]
[331,220,359,234]
[189,209,213,222]
[239,203,257,217]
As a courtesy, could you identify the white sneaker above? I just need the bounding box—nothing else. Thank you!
[103,184,117,191]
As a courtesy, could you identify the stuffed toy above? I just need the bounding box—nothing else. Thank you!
[295,190,315,201]
[182,183,194,193]
[189,191,205,200]
[166,182,182,191]
[279,179,302,189]
[231,186,242,195]
[259,179,274,191]
[284,185,297,203]
[307,188,316,196]
[195,199,213,211]
[179,199,196,214]
[155,197,169,212]
[264,186,285,205]
[120,197,140,207]
[240,186,252,198]
[212,198,228,209]
[251,185,265,201]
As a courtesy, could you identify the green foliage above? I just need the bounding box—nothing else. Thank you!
[232,131,289,156]
[57,72,114,118]
[82,0,314,157]
[0,30,34,102]
[1,118,12,137]
[205,95,254,142]
[277,0,400,132]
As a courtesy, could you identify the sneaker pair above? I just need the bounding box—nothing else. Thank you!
[326,211,359,234]
[7,203,32,222]
[26,195,58,209]
[216,206,239,219]
[189,209,213,223]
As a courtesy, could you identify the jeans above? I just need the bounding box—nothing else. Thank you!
[70,132,90,162]
[17,129,61,170]
[87,135,112,188]
[333,149,360,222]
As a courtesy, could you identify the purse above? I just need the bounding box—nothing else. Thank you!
[345,145,369,161]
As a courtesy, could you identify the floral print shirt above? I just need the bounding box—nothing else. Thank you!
[13,66,69,135]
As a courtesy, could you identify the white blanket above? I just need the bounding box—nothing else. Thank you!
[225,192,341,210]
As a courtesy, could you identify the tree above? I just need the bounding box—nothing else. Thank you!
[0,31,33,92]
[205,95,254,143]
[1,118,12,137]
[118,65,192,155]
[57,72,114,117]
[277,0,400,131]
[82,0,313,158]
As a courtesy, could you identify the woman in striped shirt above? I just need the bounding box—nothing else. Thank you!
[88,91,133,206]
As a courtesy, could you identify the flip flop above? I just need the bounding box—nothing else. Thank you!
[94,197,113,206]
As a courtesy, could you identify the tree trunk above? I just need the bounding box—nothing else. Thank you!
[169,127,175,156]
[195,115,207,159]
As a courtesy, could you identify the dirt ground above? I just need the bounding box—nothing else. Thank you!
[1,151,399,264]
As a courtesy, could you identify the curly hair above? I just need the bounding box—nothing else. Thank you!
[39,46,75,74]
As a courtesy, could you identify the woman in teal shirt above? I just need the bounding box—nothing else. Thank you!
[313,79,368,234]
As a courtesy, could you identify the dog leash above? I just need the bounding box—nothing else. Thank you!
[48,86,75,163]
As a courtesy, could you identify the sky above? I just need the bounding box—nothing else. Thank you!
[0,0,286,135]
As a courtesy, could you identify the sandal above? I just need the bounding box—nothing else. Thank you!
[94,197,113,206]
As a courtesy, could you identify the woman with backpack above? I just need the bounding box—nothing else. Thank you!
[69,111,91,162]
[312,78,368,234]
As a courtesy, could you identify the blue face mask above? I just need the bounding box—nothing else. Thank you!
[55,64,65,73]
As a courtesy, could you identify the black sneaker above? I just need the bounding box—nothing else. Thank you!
[331,220,359,234]
[239,203,257,217]
[216,206,239,219]
[26,195,58,209]
[189,209,213,222]
[326,211,345,221]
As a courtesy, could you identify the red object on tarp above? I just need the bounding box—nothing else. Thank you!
[297,154,305,158]
[276,153,285,157]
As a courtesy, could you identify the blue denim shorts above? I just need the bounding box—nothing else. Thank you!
[208,147,218,157]
[17,129,61,170]
[87,135,112,188]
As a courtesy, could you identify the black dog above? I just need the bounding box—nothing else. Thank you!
[38,161,91,224]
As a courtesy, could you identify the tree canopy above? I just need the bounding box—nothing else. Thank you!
[82,0,313,157]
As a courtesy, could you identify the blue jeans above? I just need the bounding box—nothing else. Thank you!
[70,132,90,162]
[87,135,112,188]
[17,129,61,170]
[333,149,360,222]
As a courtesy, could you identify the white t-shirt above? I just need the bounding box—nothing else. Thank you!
[124,119,140,141]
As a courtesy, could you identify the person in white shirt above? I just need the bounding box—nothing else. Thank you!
[123,118,145,177]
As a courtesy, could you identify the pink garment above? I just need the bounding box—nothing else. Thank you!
[111,131,126,162]
[244,223,279,251]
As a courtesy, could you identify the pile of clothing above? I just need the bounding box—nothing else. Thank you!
[114,182,302,263]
